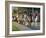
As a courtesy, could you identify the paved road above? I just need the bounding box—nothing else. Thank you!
[13,22,40,31]
[13,22,31,31]
[31,22,40,30]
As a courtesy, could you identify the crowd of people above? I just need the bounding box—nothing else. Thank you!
[12,11,40,27]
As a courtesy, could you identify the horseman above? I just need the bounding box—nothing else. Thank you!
[32,13,36,22]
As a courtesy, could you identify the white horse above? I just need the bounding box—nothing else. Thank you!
[35,16,38,26]
[31,15,38,26]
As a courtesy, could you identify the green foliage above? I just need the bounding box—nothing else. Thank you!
[13,9,16,13]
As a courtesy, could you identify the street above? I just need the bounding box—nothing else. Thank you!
[12,22,40,31]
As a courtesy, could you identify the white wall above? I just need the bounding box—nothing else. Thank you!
[0,0,46,38]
